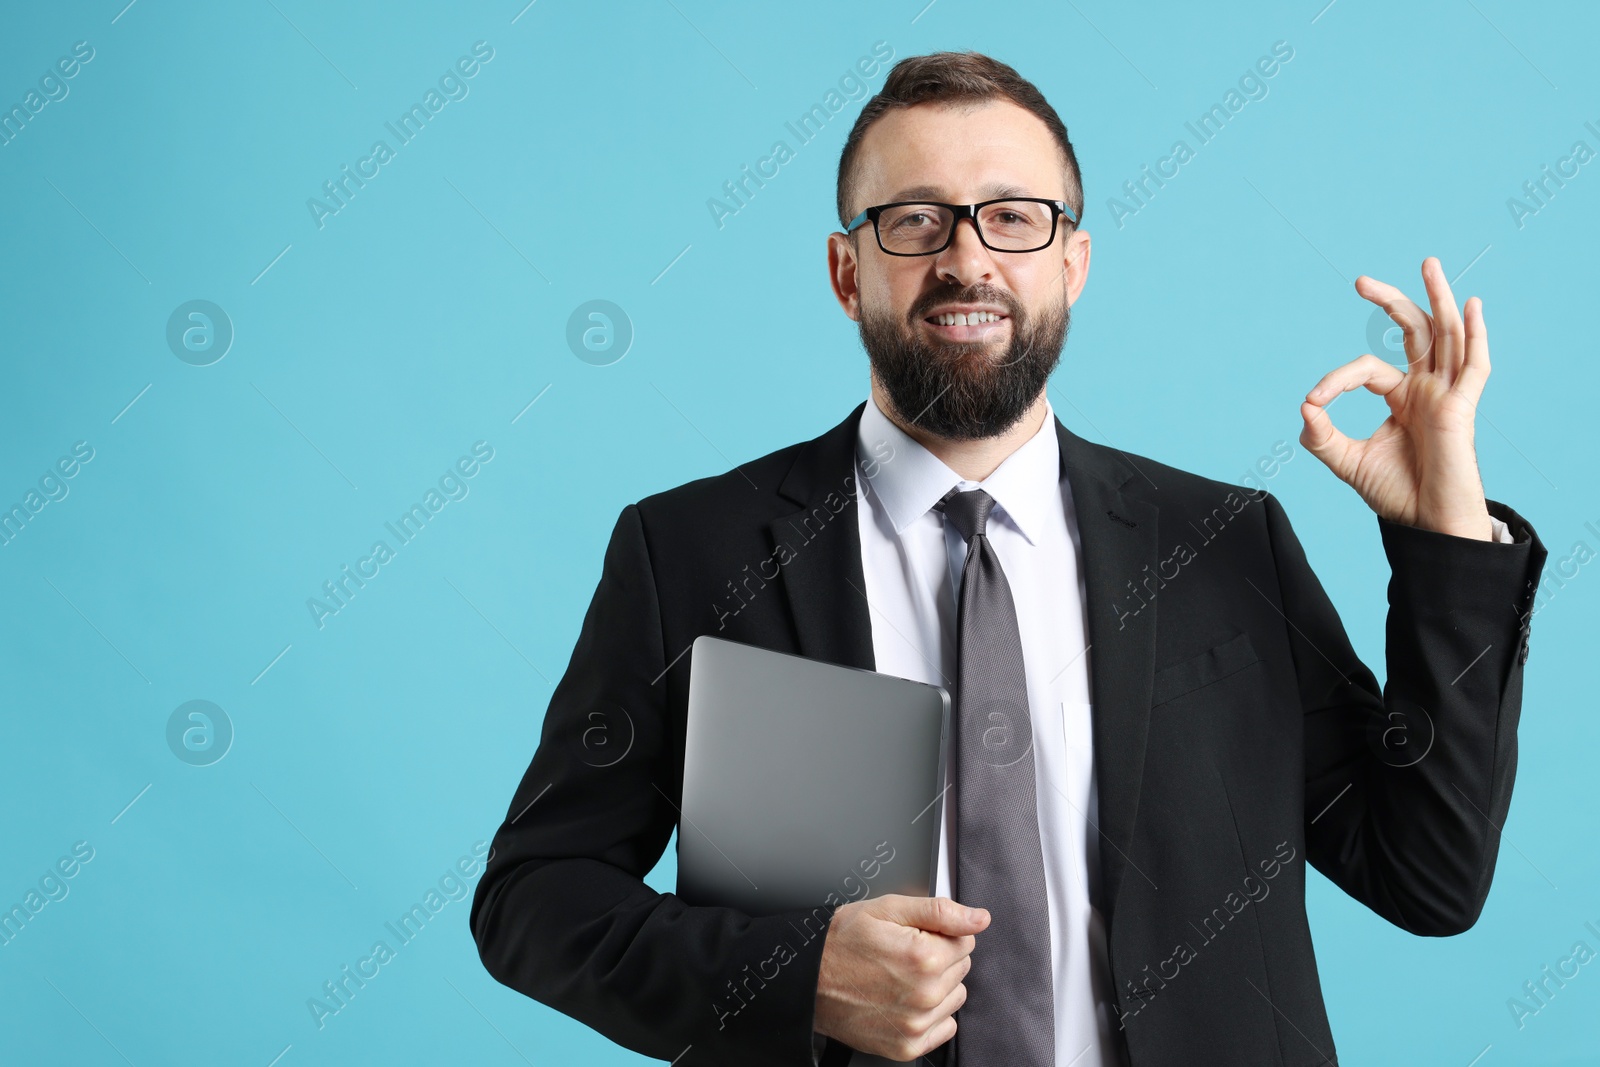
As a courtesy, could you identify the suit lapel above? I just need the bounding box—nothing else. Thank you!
[767,401,1158,925]
[1055,418,1159,929]
[766,400,877,672]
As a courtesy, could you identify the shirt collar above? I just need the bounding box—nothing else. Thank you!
[856,391,1060,546]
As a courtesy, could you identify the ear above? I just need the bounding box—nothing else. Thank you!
[1062,228,1091,306]
[827,230,863,321]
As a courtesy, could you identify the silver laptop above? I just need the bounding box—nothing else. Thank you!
[677,634,950,917]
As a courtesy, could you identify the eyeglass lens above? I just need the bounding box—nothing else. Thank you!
[877,201,1056,253]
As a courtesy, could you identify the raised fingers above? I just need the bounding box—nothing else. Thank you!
[1420,256,1465,385]
[1356,274,1433,373]
[1456,295,1492,404]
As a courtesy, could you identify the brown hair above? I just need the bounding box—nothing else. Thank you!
[835,51,1082,230]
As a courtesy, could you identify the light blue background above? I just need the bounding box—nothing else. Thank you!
[1,0,1594,1063]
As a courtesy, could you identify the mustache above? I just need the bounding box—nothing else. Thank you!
[908,286,1021,322]
[858,283,1069,440]
[907,291,1064,371]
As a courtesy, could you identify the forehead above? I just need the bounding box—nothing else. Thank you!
[853,98,1066,205]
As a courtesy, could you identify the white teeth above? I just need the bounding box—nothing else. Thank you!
[931,311,1003,326]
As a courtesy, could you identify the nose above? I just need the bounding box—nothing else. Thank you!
[935,215,994,287]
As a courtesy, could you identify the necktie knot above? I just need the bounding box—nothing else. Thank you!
[936,487,995,544]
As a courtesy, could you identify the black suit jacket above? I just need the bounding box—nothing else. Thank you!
[470,400,1547,1066]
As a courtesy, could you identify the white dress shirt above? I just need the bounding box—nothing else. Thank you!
[826,393,1514,1067]
[850,391,1120,1067]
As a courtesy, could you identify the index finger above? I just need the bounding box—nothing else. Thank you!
[906,925,977,976]
[1355,274,1433,374]
[918,928,977,958]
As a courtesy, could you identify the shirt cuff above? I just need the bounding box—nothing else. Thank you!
[1490,514,1514,544]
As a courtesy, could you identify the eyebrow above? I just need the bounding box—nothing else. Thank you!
[888,182,1039,201]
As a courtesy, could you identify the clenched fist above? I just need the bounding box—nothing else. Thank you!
[813,894,990,1061]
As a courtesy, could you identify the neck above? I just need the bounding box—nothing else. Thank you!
[871,378,1049,482]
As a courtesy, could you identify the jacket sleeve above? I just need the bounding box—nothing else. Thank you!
[1263,493,1548,936]
[469,503,838,1065]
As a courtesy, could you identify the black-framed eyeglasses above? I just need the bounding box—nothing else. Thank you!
[844,197,1079,256]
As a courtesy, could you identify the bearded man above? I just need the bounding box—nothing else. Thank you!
[472,50,1547,1067]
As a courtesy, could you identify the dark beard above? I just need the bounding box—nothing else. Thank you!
[859,283,1069,440]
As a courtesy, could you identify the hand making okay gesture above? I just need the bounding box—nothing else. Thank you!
[1299,256,1497,542]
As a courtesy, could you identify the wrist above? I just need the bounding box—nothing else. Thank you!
[1412,506,1495,541]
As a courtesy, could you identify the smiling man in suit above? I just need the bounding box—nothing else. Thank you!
[471,51,1548,1067]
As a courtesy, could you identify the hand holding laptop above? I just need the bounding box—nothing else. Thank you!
[814,894,989,1061]
[681,636,957,1063]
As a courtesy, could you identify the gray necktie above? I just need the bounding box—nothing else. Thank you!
[936,487,1054,1066]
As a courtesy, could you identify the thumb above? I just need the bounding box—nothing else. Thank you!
[1299,398,1356,478]
[881,894,989,936]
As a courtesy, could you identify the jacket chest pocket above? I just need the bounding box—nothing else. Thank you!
[1150,631,1261,707]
